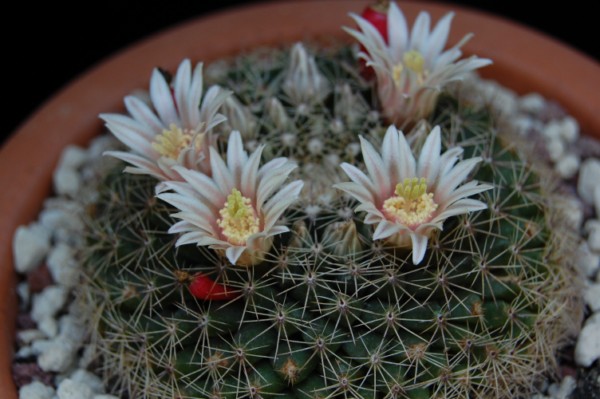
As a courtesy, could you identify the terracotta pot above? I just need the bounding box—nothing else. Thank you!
[1,1,599,397]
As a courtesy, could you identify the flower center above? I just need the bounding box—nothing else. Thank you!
[217,188,260,245]
[393,50,427,87]
[383,178,438,226]
[152,124,204,159]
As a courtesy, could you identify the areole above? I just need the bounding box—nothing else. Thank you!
[0,1,599,397]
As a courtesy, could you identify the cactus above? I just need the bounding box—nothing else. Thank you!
[79,41,582,399]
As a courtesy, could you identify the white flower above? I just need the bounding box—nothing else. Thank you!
[345,2,492,125]
[157,131,304,266]
[334,125,492,264]
[101,59,230,184]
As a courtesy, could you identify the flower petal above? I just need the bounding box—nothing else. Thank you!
[410,233,429,265]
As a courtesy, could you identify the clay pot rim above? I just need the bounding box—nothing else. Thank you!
[1,1,599,397]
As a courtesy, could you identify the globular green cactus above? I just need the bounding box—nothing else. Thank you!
[79,42,581,399]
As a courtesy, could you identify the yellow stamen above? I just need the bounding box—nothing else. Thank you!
[217,188,260,245]
[383,178,438,226]
[392,63,404,85]
[403,50,425,74]
[152,124,192,159]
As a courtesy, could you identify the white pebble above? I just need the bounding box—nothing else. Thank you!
[70,369,105,394]
[578,158,600,205]
[40,199,85,231]
[37,317,58,338]
[18,329,46,344]
[47,244,79,287]
[546,139,565,162]
[584,282,600,312]
[559,117,579,143]
[32,286,68,324]
[585,219,600,253]
[16,345,36,359]
[87,135,118,159]
[53,166,82,197]
[17,282,30,307]
[13,223,51,273]
[19,381,55,399]
[57,145,87,169]
[575,241,600,278]
[543,121,563,140]
[57,378,94,399]
[554,153,580,179]
[519,92,546,113]
[58,315,86,345]
[512,115,534,135]
[38,340,77,373]
[548,375,576,399]
[575,312,600,367]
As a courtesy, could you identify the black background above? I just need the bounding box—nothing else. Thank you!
[4,0,597,145]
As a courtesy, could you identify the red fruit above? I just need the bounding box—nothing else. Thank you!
[358,1,390,78]
[361,1,389,43]
[188,274,237,301]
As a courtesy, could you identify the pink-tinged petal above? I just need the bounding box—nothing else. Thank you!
[241,145,264,198]
[438,146,463,178]
[101,114,158,158]
[364,212,384,225]
[437,181,493,206]
[381,125,403,186]
[435,157,482,196]
[333,182,375,206]
[124,96,164,136]
[173,59,193,128]
[209,146,234,194]
[417,126,441,184]
[387,1,409,59]
[410,233,429,265]
[171,166,226,209]
[396,128,417,179]
[168,221,195,234]
[360,136,389,196]
[225,246,247,265]
[256,163,297,210]
[424,12,453,62]
[262,225,289,237]
[347,14,388,55]
[150,68,180,127]
[263,181,303,230]
[339,163,376,195]
[157,194,217,234]
[433,48,463,69]
[431,199,488,223]
[227,131,249,187]
[410,12,431,51]
[188,63,205,128]
[356,202,384,218]
[104,151,165,180]
[373,220,403,240]
[258,158,288,179]
[200,86,231,131]
[171,212,215,234]
[175,231,209,247]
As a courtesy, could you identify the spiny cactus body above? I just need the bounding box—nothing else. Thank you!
[80,44,581,399]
